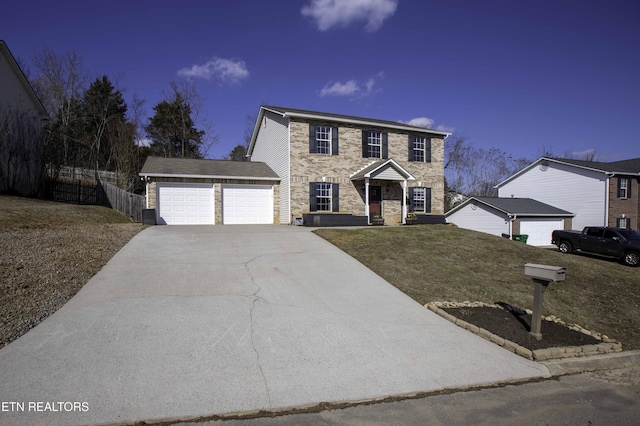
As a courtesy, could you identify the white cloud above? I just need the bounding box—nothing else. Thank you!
[401,117,455,133]
[177,57,249,85]
[320,80,360,97]
[301,0,398,32]
[319,72,384,99]
[405,117,435,129]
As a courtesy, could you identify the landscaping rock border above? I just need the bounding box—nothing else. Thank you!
[426,301,623,361]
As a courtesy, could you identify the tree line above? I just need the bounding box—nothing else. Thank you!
[2,47,216,194]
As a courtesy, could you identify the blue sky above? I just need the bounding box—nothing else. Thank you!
[2,0,639,161]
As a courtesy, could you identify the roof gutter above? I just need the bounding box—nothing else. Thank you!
[138,173,280,181]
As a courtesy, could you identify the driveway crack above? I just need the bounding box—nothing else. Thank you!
[244,256,272,409]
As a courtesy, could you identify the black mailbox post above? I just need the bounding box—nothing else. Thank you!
[524,263,566,340]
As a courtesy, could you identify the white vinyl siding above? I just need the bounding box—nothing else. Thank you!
[446,203,509,237]
[498,162,607,230]
[250,111,290,224]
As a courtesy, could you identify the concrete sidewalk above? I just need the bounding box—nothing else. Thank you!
[0,226,549,425]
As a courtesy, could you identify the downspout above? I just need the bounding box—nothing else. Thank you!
[509,214,517,238]
[143,175,149,209]
[605,173,613,227]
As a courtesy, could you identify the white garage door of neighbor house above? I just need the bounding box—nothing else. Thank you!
[223,185,273,224]
[157,183,214,225]
[520,219,564,246]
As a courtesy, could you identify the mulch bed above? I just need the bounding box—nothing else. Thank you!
[443,306,601,351]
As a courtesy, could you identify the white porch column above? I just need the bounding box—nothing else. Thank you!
[364,178,370,223]
[402,179,407,224]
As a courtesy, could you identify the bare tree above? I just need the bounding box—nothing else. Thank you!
[30,47,88,174]
[444,134,532,210]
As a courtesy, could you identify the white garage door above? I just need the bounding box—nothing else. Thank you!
[223,185,273,224]
[157,183,214,225]
[520,219,564,246]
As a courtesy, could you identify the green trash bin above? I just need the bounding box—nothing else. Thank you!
[512,234,528,243]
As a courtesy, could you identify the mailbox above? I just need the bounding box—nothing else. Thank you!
[524,263,566,282]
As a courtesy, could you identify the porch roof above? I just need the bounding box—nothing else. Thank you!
[350,159,415,181]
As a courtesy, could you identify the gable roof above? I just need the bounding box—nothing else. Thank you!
[248,105,451,155]
[139,156,279,180]
[0,40,48,118]
[496,156,640,188]
[350,159,415,181]
[446,196,574,217]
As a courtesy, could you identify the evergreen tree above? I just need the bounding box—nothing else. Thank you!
[145,91,204,158]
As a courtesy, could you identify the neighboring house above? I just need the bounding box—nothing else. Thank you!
[139,156,280,225]
[446,197,574,246]
[247,106,450,225]
[0,40,48,195]
[496,157,640,231]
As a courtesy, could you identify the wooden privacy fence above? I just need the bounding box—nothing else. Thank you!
[45,178,97,205]
[96,180,145,223]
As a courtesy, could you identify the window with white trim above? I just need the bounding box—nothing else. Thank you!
[619,178,629,199]
[413,187,426,212]
[316,126,331,154]
[316,183,331,211]
[413,136,425,162]
[367,131,382,158]
[617,217,629,228]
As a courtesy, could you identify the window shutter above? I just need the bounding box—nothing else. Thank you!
[408,135,414,162]
[309,124,316,153]
[332,126,339,155]
[362,130,368,157]
[408,187,415,212]
[426,188,432,213]
[618,178,622,198]
[382,132,388,159]
[426,138,432,162]
[628,178,632,198]
[332,184,339,212]
[309,182,317,212]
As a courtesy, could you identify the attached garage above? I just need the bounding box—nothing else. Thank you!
[446,197,574,246]
[140,157,280,225]
[157,183,214,225]
[222,185,273,224]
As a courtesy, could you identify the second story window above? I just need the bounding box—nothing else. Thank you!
[408,135,431,162]
[309,124,338,155]
[618,177,630,199]
[413,136,424,162]
[367,131,382,158]
[316,126,331,154]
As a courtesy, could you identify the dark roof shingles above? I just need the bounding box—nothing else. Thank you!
[140,156,279,179]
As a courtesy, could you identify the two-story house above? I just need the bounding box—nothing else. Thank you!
[496,157,640,231]
[248,106,449,225]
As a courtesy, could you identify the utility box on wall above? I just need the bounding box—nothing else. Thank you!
[142,209,156,225]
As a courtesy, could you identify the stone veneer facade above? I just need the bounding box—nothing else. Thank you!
[608,176,639,230]
[147,178,280,225]
[288,118,445,224]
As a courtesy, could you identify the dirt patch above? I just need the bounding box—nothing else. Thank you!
[0,195,142,349]
[443,306,601,350]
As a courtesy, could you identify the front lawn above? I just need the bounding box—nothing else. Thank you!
[315,225,640,350]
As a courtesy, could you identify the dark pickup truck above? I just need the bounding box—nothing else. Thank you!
[551,227,640,266]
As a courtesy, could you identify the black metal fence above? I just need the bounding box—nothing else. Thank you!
[45,178,97,205]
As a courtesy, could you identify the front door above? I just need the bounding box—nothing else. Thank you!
[369,185,382,220]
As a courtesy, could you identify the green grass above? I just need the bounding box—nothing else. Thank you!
[0,195,132,228]
[315,225,640,349]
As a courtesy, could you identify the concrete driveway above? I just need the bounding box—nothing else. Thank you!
[0,226,549,425]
